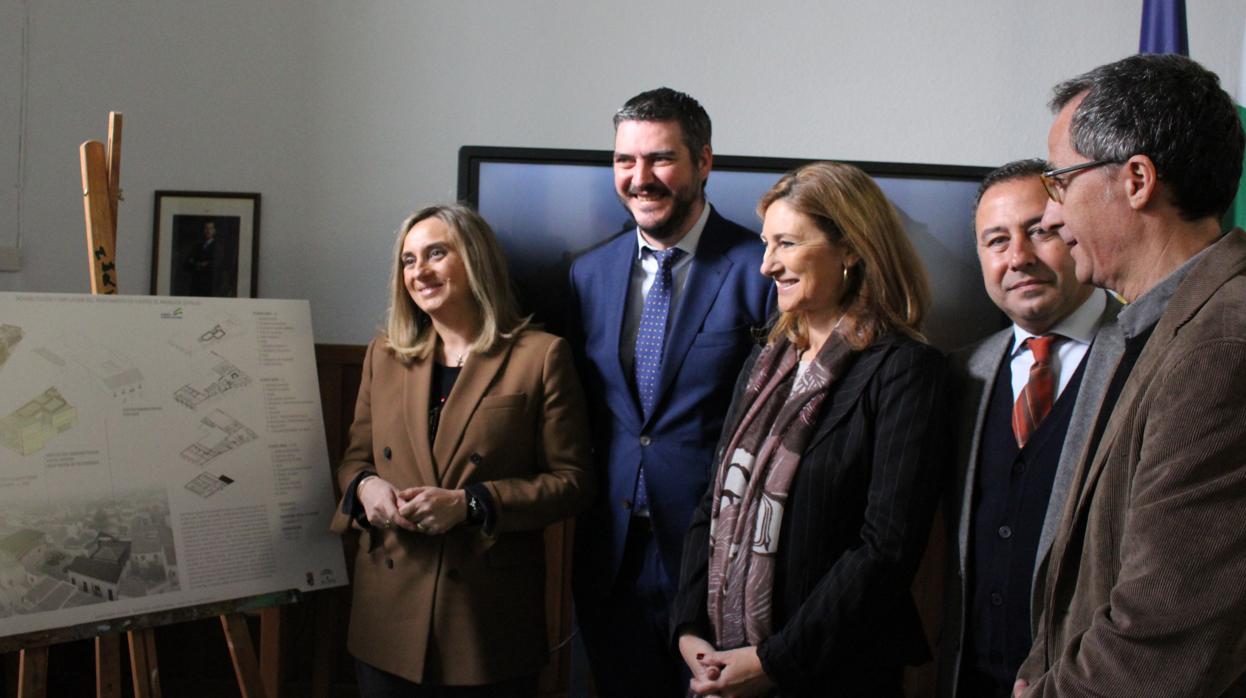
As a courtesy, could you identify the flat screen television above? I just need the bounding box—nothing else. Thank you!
[458,146,1003,351]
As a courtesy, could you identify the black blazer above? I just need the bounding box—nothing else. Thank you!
[672,334,948,697]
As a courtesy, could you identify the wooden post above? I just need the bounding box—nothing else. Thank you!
[94,636,122,698]
[259,607,281,698]
[15,647,47,698]
[80,141,117,295]
[221,614,267,698]
[140,630,159,695]
[126,629,160,698]
[105,112,122,227]
[79,110,122,295]
[89,112,145,698]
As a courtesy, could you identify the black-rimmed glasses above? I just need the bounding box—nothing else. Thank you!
[1040,160,1117,203]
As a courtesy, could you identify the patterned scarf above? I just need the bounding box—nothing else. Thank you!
[706,332,854,649]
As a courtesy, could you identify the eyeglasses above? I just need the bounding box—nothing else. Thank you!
[1039,159,1116,203]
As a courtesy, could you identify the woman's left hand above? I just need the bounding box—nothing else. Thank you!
[689,645,775,698]
[396,486,468,535]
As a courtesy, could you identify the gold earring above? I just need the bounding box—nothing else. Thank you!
[842,265,849,284]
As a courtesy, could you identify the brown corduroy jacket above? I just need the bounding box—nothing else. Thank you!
[1018,229,1246,696]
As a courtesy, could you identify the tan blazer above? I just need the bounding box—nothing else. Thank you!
[330,329,594,686]
[1018,230,1246,696]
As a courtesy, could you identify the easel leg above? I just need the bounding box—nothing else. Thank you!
[126,629,160,698]
[125,631,148,698]
[94,635,121,698]
[259,607,282,698]
[221,614,267,698]
[16,647,47,698]
[310,591,337,698]
[141,630,160,696]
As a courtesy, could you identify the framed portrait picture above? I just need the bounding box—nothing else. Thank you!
[151,191,261,298]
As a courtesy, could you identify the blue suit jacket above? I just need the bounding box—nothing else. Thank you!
[568,207,773,597]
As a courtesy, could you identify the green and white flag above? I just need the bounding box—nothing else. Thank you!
[1230,18,1246,231]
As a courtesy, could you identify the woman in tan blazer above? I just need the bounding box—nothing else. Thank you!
[330,204,595,696]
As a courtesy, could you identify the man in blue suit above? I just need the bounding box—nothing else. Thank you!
[569,87,773,697]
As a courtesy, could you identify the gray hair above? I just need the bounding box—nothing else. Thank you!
[1051,54,1243,222]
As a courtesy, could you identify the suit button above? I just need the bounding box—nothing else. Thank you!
[385,558,394,570]
[639,435,651,447]
[990,591,1003,606]
[998,525,1013,540]
[622,498,633,510]
[447,568,459,580]
[383,447,392,460]
[470,453,483,465]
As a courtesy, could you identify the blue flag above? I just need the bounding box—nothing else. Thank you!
[1139,0,1188,55]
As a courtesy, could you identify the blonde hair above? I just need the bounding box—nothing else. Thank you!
[384,204,530,361]
[758,162,930,350]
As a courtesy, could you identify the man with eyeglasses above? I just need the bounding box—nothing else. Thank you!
[1013,54,1246,697]
[939,159,1122,698]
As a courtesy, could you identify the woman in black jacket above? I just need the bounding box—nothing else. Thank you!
[673,162,947,697]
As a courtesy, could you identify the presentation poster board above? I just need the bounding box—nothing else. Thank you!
[0,293,346,642]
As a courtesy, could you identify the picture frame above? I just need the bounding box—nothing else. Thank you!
[151,191,261,298]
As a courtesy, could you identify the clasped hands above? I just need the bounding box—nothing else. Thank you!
[358,475,466,536]
[678,633,775,698]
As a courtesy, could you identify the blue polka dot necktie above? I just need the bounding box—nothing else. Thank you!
[635,247,682,417]
[633,247,682,512]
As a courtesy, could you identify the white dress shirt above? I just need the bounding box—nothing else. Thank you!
[619,204,710,375]
[1009,290,1108,403]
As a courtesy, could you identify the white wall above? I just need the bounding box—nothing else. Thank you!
[3,0,1243,344]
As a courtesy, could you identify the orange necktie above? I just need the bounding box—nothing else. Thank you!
[1012,335,1057,448]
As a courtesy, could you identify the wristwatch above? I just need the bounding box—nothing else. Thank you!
[465,489,486,525]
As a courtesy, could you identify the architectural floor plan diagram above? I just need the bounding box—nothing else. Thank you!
[174,353,252,410]
[167,313,247,358]
[185,472,236,499]
[179,409,257,467]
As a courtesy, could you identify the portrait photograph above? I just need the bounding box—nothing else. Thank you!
[169,215,239,297]
[151,191,260,298]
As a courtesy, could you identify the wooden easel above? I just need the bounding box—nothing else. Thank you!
[79,113,122,295]
[12,113,275,698]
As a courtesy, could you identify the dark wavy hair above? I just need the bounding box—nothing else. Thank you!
[972,158,1050,220]
[614,87,712,185]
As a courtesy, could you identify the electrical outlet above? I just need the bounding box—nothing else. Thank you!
[0,246,21,271]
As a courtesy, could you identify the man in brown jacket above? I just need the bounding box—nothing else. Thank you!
[1014,54,1246,696]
